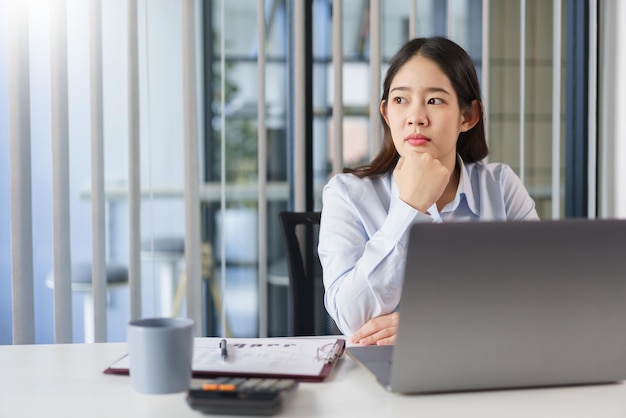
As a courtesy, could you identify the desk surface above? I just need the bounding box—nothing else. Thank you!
[2,342,626,417]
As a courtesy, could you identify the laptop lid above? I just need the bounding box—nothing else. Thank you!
[349,219,626,394]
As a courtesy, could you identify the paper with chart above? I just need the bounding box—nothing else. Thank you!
[192,337,340,376]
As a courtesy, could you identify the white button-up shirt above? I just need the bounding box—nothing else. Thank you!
[318,159,540,336]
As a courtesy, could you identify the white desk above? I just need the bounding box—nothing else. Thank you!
[2,342,626,418]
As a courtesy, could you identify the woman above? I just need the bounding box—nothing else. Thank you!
[318,37,539,346]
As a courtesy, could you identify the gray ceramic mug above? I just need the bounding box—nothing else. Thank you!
[127,317,194,394]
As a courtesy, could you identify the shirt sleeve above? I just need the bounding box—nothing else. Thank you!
[500,165,541,221]
[318,174,432,336]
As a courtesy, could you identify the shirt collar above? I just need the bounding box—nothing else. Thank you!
[457,155,479,216]
[389,172,398,199]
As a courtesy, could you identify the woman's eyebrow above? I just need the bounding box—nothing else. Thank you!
[389,86,451,95]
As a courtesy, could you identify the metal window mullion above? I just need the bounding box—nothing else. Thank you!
[257,0,268,338]
[128,0,141,320]
[182,0,203,336]
[50,0,73,343]
[294,0,306,211]
[587,0,598,218]
[564,0,589,217]
[482,0,490,143]
[369,0,381,159]
[219,0,227,337]
[89,0,107,343]
[332,0,343,175]
[519,0,526,183]
[8,0,35,345]
[552,0,562,219]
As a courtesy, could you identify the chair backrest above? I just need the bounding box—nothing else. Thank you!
[278,211,340,336]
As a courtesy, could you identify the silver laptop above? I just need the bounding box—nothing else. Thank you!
[347,219,626,394]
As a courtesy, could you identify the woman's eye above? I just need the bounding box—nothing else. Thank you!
[428,98,443,105]
[393,97,407,104]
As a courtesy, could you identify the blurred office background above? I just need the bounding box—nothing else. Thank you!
[1,0,625,344]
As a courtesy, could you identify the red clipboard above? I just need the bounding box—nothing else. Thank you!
[104,337,346,383]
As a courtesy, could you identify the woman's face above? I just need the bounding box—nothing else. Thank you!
[380,54,476,171]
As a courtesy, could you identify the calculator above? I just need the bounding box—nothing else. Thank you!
[186,377,299,416]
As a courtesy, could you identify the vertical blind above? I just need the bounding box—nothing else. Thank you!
[88,0,108,343]
[8,0,35,345]
[127,0,142,324]
[181,0,203,338]
[552,0,562,219]
[50,0,73,344]
[6,0,574,344]
[256,0,268,338]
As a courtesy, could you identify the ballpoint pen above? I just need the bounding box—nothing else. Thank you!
[219,338,228,362]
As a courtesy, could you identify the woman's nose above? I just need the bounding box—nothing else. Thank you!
[407,104,428,126]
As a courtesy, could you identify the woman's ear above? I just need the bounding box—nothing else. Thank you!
[460,100,481,132]
[380,100,390,125]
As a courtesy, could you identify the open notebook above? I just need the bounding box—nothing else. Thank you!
[348,219,626,393]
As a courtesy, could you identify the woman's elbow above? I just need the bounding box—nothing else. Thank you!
[325,298,367,337]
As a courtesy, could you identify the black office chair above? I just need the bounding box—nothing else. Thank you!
[278,211,341,336]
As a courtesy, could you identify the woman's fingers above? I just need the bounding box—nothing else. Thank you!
[351,312,400,346]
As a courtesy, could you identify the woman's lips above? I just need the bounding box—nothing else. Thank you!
[405,134,430,146]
